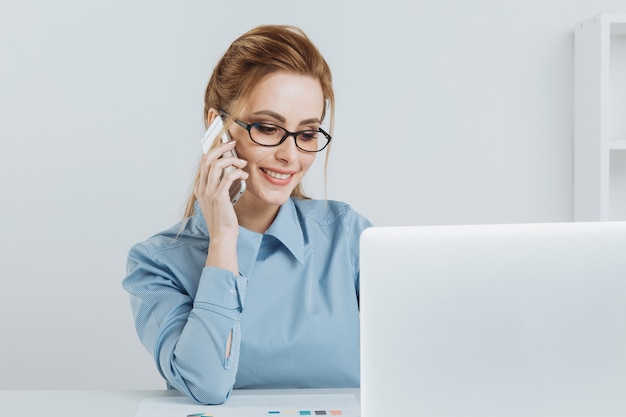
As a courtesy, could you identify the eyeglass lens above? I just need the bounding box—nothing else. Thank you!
[250,124,328,152]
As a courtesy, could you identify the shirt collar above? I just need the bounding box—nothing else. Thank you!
[193,198,304,264]
[264,198,305,264]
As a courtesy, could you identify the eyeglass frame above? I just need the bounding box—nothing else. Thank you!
[219,110,332,153]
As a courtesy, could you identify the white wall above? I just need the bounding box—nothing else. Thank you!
[0,0,623,389]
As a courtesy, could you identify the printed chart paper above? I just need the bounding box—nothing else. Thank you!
[134,393,360,417]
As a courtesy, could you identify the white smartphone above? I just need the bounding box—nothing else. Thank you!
[201,115,246,205]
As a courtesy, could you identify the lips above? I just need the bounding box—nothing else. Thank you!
[261,168,293,180]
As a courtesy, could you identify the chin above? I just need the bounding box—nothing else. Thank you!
[242,187,293,208]
[263,193,293,206]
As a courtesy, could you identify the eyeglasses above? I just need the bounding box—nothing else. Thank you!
[220,110,332,153]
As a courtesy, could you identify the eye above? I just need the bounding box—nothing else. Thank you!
[253,124,280,135]
[299,131,319,141]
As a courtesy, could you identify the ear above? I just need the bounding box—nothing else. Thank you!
[206,108,220,126]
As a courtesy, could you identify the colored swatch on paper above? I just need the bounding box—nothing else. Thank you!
[136,394,357,417]
[266,411,342,415]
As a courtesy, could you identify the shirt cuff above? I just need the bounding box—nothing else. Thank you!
[195,266,248,311]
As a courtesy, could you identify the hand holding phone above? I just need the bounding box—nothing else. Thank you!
[201,115,246,205]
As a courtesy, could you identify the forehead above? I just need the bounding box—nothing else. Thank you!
[243,72,324,121]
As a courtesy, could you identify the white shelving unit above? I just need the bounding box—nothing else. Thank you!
[574,13,626,221]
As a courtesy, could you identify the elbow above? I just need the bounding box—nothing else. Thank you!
[159,356,236,405]
[188,384,233,405]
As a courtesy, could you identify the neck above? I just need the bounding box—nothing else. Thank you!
[234,197,282,234]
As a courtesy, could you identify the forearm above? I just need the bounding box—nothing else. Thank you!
[126,258,248,405]
[156,266,247,404]
[156,301,242,404]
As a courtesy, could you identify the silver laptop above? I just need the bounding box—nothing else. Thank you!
[359,222,626,417]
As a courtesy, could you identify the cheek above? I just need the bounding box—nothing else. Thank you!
[229,127,247,145]
[300,154,316,172]
[234,143,257,164]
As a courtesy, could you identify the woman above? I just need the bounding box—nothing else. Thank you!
[123,25,372,405]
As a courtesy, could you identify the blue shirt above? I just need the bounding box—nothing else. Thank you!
[123,198,372,404]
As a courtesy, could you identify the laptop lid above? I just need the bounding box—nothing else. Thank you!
[359,222,626,417]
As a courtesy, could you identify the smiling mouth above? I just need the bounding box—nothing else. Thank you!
[261,168,292,180]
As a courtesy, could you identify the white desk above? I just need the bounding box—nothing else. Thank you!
[0,388,360,417]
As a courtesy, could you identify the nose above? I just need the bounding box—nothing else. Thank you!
[275,133,299,162]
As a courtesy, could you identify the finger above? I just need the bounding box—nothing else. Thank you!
[197,156,247,200]
[216,168,249,198]
[221,166,249,183]
[204,140,238,161]
[206,156,247,190]
[199,142,243,182]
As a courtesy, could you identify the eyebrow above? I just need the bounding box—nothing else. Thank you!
[251,110,321,126]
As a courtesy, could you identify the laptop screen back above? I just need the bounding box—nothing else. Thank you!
[359,222,626,417]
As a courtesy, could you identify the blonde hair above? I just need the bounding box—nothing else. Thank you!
[183,25,335,219]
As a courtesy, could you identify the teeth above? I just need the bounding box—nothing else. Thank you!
[263,168,291,180]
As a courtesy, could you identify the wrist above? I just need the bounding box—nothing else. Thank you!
[206,239,239,274]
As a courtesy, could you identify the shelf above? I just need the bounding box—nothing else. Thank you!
[610,140,626,150]
[574,13,626,221]
[610,151,626,221]
[611,19,626,35]
[610,30,626,149]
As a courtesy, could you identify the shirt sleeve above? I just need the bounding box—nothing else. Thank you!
[123,242,248,405]
[346,207,374,300]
